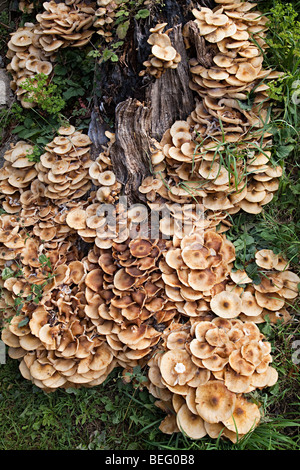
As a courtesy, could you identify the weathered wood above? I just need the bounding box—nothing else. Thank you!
[183,20,216,68]
[146,23,195,141]
[109,98,153,204]
[87,105,110,160]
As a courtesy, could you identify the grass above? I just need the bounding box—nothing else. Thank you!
[0,352,299,450]
[0,0,300,452]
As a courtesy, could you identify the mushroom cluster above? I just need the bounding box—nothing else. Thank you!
[82,236,179,369]
[140,23,181,79]
[159,228,235,310]
[36,1,96,49]
[186,2,273,99]
[0,135,94,244]
[65,190,129,248]
[2,261,117,390]
[36,126,92,203]
[6,23,55,108]
[147,318,277,441]
[139,115,282,219]
[1,0,299,445]
[7,1,100,106]
[158,228,296,325]
[237,249,300,324]
[139,0,283,218]
[94,0,119,43]
[0,140,37,208]
[89,132,122,203]
[0,186,122,392]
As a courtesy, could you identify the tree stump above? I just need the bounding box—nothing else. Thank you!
[88,0,214,202]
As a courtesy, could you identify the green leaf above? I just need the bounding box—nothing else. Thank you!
[63,87,85,101]
[18,317,29,328]
[38,254,51,268]
[276,144,294,159]
[237,99,253,111]
[116,20,130,39]
[135,9,150,19]
[53,65,67,76]
[1,267,14,280]
[11,125,27,134]
[115,9,129,17]
[110,53,119,62]
[102,49,114,61]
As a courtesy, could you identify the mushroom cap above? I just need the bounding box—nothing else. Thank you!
[159,414,180,435]
[166,330,189,350]
[230,270,252,285]
[35,60,53,75]
[255,249,279,269]
[222,397,261,435]
[255,291,285,311]
[194,321,216,341]
[165,248,186,270]
[195,380,236,424]
[241,339,268,367]
[98,170,116,186]
[224,368,252,393]
[152,44,177,62]
[201,353,229,371]
[148,32,171,47]
[160,349,198,386]
[113,268,136,290]
[66,208,87,230]
[176,403,207,439]
[228,349,256,376]
[240,291,263,316]
[29,360,56,381]
[210,291,242,318]
[236,63,258,82]
[11,29,33,47]
[85,268,103,292]
[250,366,278,388]
[181,244,210,269]
[189,338,216,360]
[58,125,76,136]
[188,268,217,291]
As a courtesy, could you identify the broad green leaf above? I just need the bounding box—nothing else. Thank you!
[116,20,130,39]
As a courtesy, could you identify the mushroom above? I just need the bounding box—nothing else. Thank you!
[195,380,236,424]
[176,403,207,439]
[222,396,261,435]
[210,291,242,318]
[140,23,181,78]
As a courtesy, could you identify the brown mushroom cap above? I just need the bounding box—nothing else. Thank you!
[210,291,242,318]
[160,349,198,386]
[66,209,87,230]
[195,380,236,424]
[222,396,261,435]
[255,291,285,311]
[176,403,207,439]
[228,349,256,376]
[240,291,263,316]
[188,268,217,291]
[255,249,279,270]
[224,368,252,393]
[152,44,177,62]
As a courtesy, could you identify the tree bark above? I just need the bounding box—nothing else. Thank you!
[109,98,153,205]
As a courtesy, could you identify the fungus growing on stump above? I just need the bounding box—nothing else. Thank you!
[0,0,298,447]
